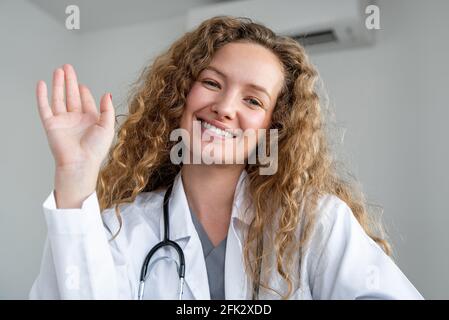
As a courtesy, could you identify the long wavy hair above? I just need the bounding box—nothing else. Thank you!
[97,16,391,299]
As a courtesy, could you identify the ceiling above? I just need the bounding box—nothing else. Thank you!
[28,0,242,33]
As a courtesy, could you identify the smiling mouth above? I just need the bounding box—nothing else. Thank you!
[195,117,238,139]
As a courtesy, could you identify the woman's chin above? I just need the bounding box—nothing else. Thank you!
[187,143,248,165]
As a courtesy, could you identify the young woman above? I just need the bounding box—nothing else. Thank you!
[30,16,423,299]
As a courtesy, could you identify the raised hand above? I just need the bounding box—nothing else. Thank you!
[37,64,115,170]
[36,64,115,208]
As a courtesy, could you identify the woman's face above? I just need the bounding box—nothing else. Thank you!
[180,41,284,165]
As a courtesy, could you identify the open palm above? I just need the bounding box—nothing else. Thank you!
[36,64,115,170]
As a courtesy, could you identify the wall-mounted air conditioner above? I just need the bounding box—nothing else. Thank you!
[186,0,376,54]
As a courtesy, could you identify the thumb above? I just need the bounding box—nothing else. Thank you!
[98,93,115,130]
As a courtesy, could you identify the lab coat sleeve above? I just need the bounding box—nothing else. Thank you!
[29,190,131,299]
[308,196,424,300]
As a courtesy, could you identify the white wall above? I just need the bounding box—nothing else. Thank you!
[310,0,449,299]
[414,0,449,298]
[1,0,447,299]
[0,0,79,298]
[72,15,186,121]
[0,0,185,299]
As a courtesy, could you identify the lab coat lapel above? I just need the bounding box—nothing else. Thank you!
[159,172,210,300]
[225,221,249,299]
[225,170,253,300]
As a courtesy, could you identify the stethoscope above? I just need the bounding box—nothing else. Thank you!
[138,183,185,300]
[137,181,262,300]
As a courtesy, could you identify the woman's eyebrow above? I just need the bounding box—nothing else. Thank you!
[204,66,272,101]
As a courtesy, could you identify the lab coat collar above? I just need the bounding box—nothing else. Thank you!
[161,168,253,300]
[159,171,209,299]
[165,168,252,242]
[162,171,195,242]
[230,169,253,227]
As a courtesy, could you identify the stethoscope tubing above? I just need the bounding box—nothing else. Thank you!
[138,183,186,300]
[136,180,261,300]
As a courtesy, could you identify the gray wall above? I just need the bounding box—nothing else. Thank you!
[311,0,449,299]
[0,0,447,298]
[0,0,78,298]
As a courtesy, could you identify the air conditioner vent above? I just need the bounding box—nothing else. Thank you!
[291,29,338,46]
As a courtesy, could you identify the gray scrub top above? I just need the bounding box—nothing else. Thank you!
[189,206,227,300]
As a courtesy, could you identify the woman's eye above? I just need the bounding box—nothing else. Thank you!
[200,80,262,108]
[202,80,220,89]
[246,98,263,107]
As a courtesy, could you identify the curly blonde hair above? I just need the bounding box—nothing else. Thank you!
[97,15,391,299]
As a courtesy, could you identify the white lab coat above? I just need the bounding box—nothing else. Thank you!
[29,170,423,299]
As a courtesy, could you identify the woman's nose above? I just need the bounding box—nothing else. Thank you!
[211,94,237,120]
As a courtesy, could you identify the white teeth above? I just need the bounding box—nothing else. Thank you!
[201,121,234,138]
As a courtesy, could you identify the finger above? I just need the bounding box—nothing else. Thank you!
[79,84,97,115]
[51,68,66,115]
[63,64,82,112]
[36,80,53,122]
[98,93,115,130]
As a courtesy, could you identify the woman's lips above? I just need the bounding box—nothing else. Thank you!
[193,116,238,140]
[200,124,234,141]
